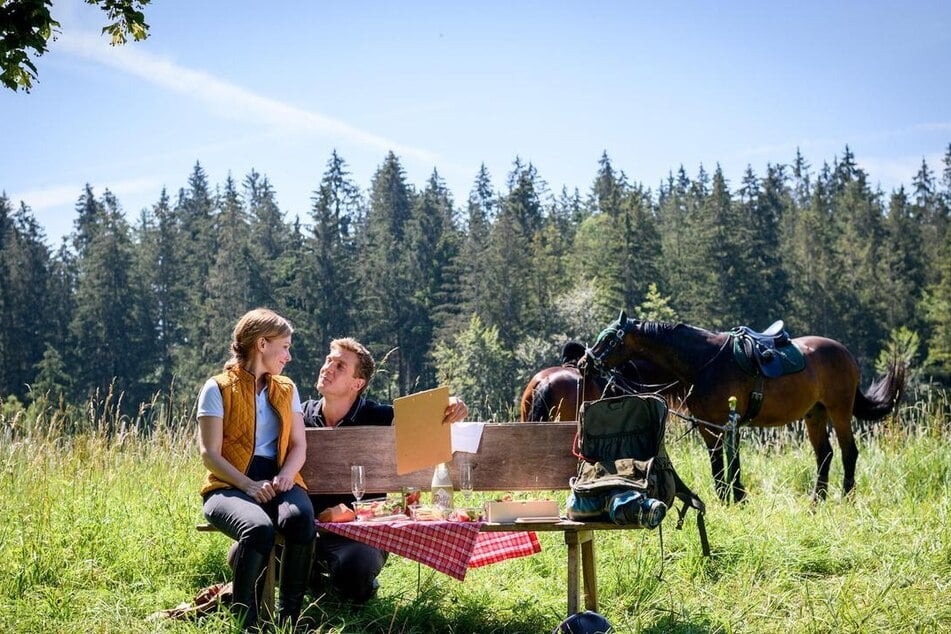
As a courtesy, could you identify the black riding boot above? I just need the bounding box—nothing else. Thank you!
[277,539,315,627]
[231,542,267,631]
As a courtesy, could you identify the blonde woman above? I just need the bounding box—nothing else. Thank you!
[197,308,315,629]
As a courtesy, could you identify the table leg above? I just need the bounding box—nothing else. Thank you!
[564,532,581,614]
[579,530,597,611]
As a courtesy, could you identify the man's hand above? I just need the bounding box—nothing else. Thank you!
[444,396,469,423]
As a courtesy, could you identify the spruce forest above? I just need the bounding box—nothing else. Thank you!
[2,145,950,422]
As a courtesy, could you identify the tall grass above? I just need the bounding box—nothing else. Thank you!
[0,391,948,633]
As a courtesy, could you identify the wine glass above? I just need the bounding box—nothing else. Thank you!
[459,461,474,504]
[351,465,366,502]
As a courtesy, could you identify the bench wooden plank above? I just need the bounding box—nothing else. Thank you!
[300,423,579,494]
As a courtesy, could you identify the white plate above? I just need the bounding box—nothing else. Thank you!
[365,514,411,523]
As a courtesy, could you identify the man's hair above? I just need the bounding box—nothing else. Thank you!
[331,337,375,394]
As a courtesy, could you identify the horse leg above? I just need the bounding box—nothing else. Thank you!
[804,404,834,502]
[728,446,747,504]
[828,407,859,497]
[701,428,730,502]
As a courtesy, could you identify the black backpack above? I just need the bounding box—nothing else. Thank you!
[568,393,710,555]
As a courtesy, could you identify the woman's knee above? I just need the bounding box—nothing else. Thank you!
[240,520,276,553]
[278,489,316,542]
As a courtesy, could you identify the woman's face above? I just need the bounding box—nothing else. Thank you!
[259,334,292,375]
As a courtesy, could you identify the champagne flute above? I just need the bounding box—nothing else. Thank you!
[459,460,474,504]
[351,465,366,502]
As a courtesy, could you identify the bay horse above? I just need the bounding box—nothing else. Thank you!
[520,342,685,422]
[585,311,906,502]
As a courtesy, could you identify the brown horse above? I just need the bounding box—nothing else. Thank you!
[519,364,606,422]
[586,311,906,502]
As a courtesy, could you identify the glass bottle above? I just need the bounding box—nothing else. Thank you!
[431,462,454,511]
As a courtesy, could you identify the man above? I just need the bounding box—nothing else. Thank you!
[302,337,468,603]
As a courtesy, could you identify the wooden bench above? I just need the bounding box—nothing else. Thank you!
[199,422,706,617]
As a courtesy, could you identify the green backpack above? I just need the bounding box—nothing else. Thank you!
[568,393,710,554]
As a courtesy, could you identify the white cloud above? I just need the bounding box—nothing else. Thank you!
[54,30,439,164]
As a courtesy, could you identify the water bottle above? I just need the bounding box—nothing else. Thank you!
[431,462,454,511]
[608,490,667,528]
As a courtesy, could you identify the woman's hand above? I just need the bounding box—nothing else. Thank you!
[271,473,295,493]
[245,479,278,503]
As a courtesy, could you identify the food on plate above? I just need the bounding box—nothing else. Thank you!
[409,504,446,521]
[318,503,356,523]
[352,497,403,521]
[448,507,483,522]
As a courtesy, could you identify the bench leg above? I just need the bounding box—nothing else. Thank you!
[259,534,284,621]
[260,546,277,620]
[564,530,597,615]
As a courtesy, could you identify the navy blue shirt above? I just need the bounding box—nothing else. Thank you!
[302,396,394,428]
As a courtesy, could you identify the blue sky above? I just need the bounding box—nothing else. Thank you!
[3,1,950,246]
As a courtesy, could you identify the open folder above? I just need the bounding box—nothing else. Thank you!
[393,386,451,475]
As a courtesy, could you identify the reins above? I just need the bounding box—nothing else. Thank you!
[598,366,734,436]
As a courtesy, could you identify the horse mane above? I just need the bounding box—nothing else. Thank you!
[635,320,718,372]
[640,320,709,341]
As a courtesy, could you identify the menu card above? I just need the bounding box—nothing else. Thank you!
[393,386,451,475]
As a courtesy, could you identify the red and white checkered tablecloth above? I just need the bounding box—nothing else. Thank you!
[315,520,542,581]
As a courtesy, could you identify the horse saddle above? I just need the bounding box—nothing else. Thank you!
[729,320,804,378]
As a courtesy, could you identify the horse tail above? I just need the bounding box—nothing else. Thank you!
[527,380,554,421]
[852,359,907,421]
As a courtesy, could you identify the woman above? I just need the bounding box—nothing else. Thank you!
[197,308,315,629]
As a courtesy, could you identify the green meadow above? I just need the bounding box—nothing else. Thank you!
[1,394,949,634]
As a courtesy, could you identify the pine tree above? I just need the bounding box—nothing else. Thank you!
[295,151,364,389]
[879,187,924,333]
[825,150,887,364]
[459,164,495,319]
[68,190,156,409]
[482,159,550,347]
[415,169,463,352]
[172,163,219,388]
[0,198,55,399]
[739,164,790,326]
[203,176,253,368]
[359,152,419,395]
[246,170,287,308]
[135,188,184,397]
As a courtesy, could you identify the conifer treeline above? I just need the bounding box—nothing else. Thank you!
[1,145,950,420]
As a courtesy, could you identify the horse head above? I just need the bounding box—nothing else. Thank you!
[586,310,638,371]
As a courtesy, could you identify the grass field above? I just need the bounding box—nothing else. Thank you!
[0,394,949,633]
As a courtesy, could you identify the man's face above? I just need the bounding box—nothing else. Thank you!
[317,346,365,399]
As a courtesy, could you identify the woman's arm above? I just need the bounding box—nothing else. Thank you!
[273,411,307,492]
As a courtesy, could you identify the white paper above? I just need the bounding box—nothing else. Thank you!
[450,421,485,454]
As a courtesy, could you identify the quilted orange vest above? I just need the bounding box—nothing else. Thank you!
[200,367,307,495]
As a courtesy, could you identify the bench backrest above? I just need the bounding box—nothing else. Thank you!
[300,423,578,494]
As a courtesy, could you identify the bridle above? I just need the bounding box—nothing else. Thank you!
[584,318,631,370]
